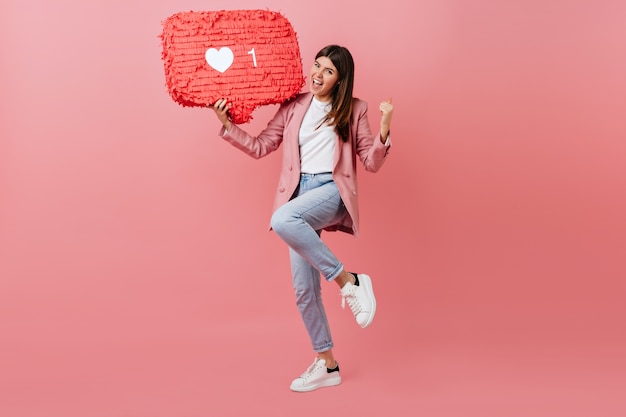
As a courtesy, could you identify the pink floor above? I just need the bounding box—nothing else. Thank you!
[2,294,625,417]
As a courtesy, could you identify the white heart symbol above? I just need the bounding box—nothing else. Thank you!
[205,47,234,73]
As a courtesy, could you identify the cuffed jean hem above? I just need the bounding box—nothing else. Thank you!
[313,342,334,353]
[325,262,344,282]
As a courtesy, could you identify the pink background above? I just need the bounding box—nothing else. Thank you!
[1,0,625,416]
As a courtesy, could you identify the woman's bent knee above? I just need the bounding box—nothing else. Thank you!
[270,210,286,235]
[270,207,296,238]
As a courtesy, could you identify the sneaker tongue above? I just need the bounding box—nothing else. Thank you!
[340,282,354,295]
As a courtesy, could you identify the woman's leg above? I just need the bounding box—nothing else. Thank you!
[272,174,375,392]
[271,174,346,282]
[271,174,346,353]
[289,246,334,353]
[289,246,341,392]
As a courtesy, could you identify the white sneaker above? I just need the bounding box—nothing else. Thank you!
[341,273,376,328]
[290,358,341,392]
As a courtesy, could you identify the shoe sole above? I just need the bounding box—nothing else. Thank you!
[358,274,376,328]
[290,375,342,392]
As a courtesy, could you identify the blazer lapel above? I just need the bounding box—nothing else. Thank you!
[290,93,312,128]
[287,93,313,170]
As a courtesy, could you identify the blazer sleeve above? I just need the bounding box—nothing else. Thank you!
[353,100,391,172]
[219,103,290,159]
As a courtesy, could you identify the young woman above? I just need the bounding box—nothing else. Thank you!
[211,44,394,392]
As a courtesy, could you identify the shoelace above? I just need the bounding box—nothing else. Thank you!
[300,359,324,380]
[341,285,363,314]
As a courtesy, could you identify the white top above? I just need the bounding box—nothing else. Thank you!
[299,97,336,174]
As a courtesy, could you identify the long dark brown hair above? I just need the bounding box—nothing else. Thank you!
[315,45,355,142]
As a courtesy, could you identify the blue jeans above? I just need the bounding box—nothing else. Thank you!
[270,173,347,352]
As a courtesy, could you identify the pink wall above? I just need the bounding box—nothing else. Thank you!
[1,0,625,416]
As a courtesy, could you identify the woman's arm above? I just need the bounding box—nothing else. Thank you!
[210,98,288,159]
[354,99,394,172]
[212,98,233,131]
[379,98,394,143]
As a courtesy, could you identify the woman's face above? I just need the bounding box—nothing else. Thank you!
[309,56,339,102]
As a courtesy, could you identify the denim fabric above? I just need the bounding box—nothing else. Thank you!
[270,173,347,352]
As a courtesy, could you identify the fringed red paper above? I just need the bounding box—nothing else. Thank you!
[160,10,304,123]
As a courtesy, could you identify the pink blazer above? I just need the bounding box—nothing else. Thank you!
[220,92,390,236]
